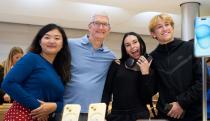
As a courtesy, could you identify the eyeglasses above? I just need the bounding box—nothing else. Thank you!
[91,21,110,28]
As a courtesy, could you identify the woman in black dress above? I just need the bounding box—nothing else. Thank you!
[102,32,154,121]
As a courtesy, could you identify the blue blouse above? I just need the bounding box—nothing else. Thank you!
[2,52,64,112]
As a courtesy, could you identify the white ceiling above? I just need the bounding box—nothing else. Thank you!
[0,0,210,37]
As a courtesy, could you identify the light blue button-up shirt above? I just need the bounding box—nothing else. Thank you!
[64,35,116,113]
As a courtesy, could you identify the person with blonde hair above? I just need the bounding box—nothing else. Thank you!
[0,47,24,103]
[148,13,202,121]
[3,47,24,76]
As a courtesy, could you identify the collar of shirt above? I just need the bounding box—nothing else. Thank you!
[81,35,110,52]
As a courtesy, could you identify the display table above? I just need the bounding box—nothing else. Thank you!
[0,103,12,120]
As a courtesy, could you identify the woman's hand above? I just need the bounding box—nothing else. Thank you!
[136,56,152,75]
[36,115,49,121]
[30,100,57,120]
[3,93,11,102]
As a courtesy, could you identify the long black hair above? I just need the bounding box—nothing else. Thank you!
[120,32,146,62]
[28,23,71,85]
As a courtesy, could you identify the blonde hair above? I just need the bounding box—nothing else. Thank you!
[4,47,24,76]
[149,13,174,33]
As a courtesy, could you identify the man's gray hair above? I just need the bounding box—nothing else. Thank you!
[90,11,109,23]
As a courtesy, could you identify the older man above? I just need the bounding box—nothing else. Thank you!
[63,12,116,121]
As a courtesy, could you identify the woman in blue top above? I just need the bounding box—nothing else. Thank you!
[2,23,71,121]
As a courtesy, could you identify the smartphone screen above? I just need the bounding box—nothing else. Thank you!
[194,17,210,57]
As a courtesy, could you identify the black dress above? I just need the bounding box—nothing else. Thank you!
[102,60,153,121]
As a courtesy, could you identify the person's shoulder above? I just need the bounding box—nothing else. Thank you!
[149,47,159,57]
[110,51,116,57]
[24,52,39,58]
[111,59,121,66]
[68,37,81,42]
[175,38,193,44]
[180,38,194,48]
[19,52,40,64]
[186,38,194,46]
[104,49,116,61]
[105,48,116,58]
[68,36,85,44]
[173,38,193,49]
[102,45,115,54]
[109,59,121,69]
[68,37,85,51]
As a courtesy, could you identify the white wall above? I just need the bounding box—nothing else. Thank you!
[0,22,158,63]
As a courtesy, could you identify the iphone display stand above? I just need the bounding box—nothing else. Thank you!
[87,103,106,121]
[194,16,210,121]
[61,104,81,121]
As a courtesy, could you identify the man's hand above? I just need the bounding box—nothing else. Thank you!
[167,102,184,119]
[36,115,49,121]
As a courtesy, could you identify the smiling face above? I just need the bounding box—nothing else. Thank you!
[149,14,175,44]
[88,15,111,42]
[151,18,174,44]
[124,35,141,60]
[40,29,63,56]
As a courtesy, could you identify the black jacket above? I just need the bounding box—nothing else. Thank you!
[150,38,202,121]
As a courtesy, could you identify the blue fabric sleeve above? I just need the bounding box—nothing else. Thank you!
[55,100,63,113]
[1,53,41,110]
